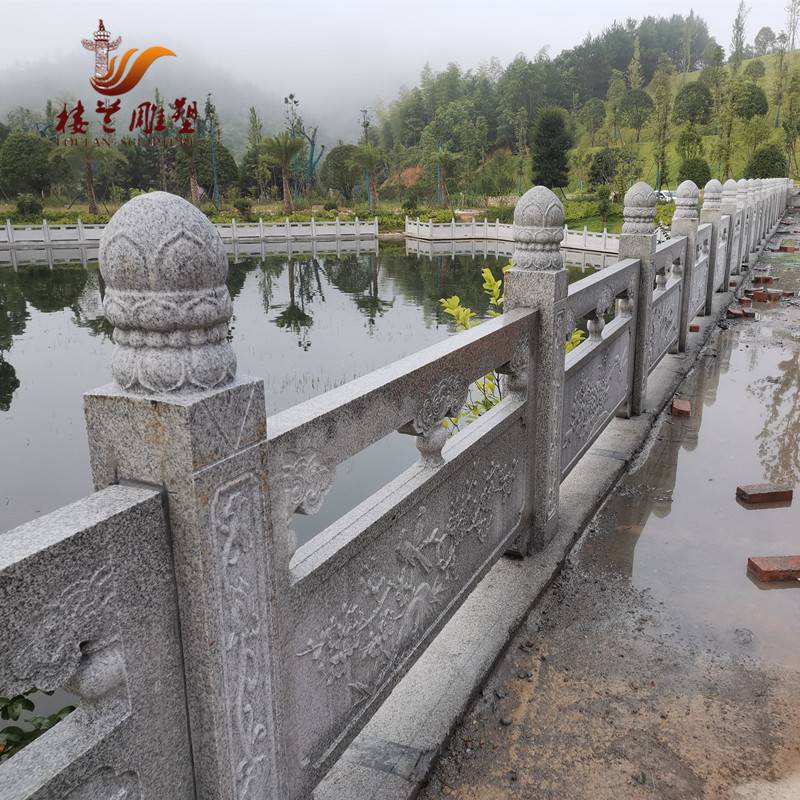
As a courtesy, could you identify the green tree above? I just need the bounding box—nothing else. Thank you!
[589,148,617,187]
[733,82,769,119]
[620,88,654,141]
[239,106,265,198]
[578,98,606,146]
[261,132,304,213]
[531,107,573,188]
[0,133,53,197]
[743,60,766,81]
[176,138,238,203]
[349,144,385,210]
[628,35,643,90]
[773,32,790,127]
[782,66,800,173]
[744,144,788,177]
[740,115,772,157]
[729,1,749,74]
[677,157,711,186]
[319,143,361,202]
[753,26,776,56]
[605,69,627,141]
[677,126,704,161]
[673,81,713,125]
[49,137,126,214]
[650,57,673,190]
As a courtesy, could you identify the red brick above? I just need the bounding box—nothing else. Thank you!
[736,483,794,504]
[742,308,756,318]
[729,280,738,288]
[783,290,795,298]
[727,307,744,318]
[747,555,800,582]
[671,398,691,417]
[767,289,784,301]
[751,291,769,302]
[740,297,752,306]
[689,323,701,332]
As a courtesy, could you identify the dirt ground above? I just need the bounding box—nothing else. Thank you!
[419,217,800,800]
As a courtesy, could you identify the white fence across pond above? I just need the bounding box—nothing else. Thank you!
[404,215,622,254]
[1,216,379,249]
[0,177,791,800]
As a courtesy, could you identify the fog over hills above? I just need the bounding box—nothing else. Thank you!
[0,0,787,158]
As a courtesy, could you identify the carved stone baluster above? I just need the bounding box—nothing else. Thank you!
[83,192,285,800]
[721,178,741,279]
[700,179,722,314]
[504,186,567,552]
[618,181,656,414]
[399,374,468,467]
[671,180,700,351]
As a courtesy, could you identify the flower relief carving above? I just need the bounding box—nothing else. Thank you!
[407,374,469,436]
[596,285,615,319]
[280,449,335,523]
[296,459,518,707]
[64,768,141,800]
[8,561,122,700]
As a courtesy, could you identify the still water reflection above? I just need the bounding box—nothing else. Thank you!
[0,247,594,537]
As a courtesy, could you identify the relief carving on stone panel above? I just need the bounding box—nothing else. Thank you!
[691,257,708,315]
[211,473,276,799]
[7,562,121,698]
[64,768,142,799]
[545,308,566,520]
[409,374,469,435]
[562,335,629,469]
[280,449,336,521]
[646,288,680,373]
[296,458,517,709]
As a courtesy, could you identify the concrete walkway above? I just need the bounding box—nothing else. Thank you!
[419,218,800,799]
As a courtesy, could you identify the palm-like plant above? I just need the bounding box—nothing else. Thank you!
[49,132,126,215]
[261,132,304,213]
[349,144,384,210]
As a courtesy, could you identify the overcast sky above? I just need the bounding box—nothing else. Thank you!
[0,0,789,144]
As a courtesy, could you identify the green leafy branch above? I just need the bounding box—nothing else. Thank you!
[439,263,585,432]
[0,690,75,762]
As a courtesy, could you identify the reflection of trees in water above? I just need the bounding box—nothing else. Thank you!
[323,254,394,332]
[750,350,800,487]
[0,264,94,412]
[272,259,319,351]
[379,253,502,324]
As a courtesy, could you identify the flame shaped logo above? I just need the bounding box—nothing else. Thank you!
[91,46,175,95]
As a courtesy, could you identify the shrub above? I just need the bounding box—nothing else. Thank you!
[744,144,787,178]
[200,202,218,218]
[677,158,711,187]
[401,197,417,212]
[15,193,43,218]
[233,197,252,215]
[323,200,338,211]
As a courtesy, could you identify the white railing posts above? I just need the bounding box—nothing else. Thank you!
[671,180,700,352]
[505,186,567,552]
[619,181,657,415]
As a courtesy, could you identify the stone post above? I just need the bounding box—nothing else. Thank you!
[720,178,741,281]
[83,192,285,800]
[747,179,759,263]
[671,180,700,351]
[700,179,722,314]
[504,186,567,552]
[737,178,752,268]
[618,181,657,415]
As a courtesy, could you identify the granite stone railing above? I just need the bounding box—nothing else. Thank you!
[0,176,791,800]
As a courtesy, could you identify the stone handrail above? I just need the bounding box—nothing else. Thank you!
[0,177,791,799]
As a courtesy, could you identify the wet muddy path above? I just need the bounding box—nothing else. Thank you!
[420,217,800,799]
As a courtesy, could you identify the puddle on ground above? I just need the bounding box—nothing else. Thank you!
[581,243,800,669]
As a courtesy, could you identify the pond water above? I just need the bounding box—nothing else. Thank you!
[0,245,594,539]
